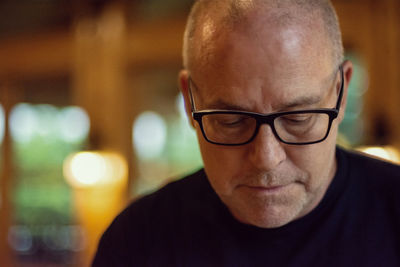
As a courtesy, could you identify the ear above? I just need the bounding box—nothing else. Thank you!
[178,69,196,128]
[338,60,353,123]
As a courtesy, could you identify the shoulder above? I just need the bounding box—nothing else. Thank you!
[92,169,208,266]
[337,147,400,246]
[339,146,400,197]
[340,147,400,179]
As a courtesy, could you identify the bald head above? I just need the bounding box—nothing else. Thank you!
[182,0,344,71]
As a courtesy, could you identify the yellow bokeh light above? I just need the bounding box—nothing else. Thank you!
[63,151,128,188]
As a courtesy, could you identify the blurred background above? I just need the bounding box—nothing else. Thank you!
[0,0,399,266]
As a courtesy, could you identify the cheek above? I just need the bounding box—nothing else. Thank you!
[285,138,336,191]
[198,137,244,192]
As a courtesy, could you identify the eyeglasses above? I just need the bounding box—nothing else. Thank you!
[188,65,344,146]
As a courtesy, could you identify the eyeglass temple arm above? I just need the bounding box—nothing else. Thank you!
[187,77,196,112]
[335,64,345,111]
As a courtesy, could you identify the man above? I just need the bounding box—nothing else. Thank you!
[93,0,400,266]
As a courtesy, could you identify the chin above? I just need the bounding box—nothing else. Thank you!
[224,195,308,229]
[248,212,299,229]
[248,207,303,228]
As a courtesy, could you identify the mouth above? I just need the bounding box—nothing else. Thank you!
[239,184,290,194]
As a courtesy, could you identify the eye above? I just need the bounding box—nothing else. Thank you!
[282,115,312,124]
[217,117,247,126]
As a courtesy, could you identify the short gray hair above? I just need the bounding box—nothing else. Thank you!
[182,0,344,70]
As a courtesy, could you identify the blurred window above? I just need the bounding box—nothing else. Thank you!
[9,103,89,266]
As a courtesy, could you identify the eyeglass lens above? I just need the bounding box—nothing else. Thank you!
[201,112,330,145]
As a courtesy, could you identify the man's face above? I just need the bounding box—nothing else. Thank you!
[180,13,351,228]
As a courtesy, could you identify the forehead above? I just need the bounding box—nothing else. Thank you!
[190,16,335,112]
[189,3,332,66]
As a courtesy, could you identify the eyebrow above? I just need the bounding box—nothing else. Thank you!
[277,95,323,110]
[190,71,336,112]
[205,100,249,111]
[204,94,323,113]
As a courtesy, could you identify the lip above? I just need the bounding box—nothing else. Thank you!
[240,184,289,194]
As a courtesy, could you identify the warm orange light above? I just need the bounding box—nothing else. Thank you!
[63,151,128,266]
[357,146,400,164]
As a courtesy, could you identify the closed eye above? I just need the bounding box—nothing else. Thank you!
[217,117,247,126]
[282,115,312,124]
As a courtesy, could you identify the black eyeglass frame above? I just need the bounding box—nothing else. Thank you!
[188,64,344,146]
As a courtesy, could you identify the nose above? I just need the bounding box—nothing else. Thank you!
[247,124,287,171]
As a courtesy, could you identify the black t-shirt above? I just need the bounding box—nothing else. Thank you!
[92,147,400,267]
